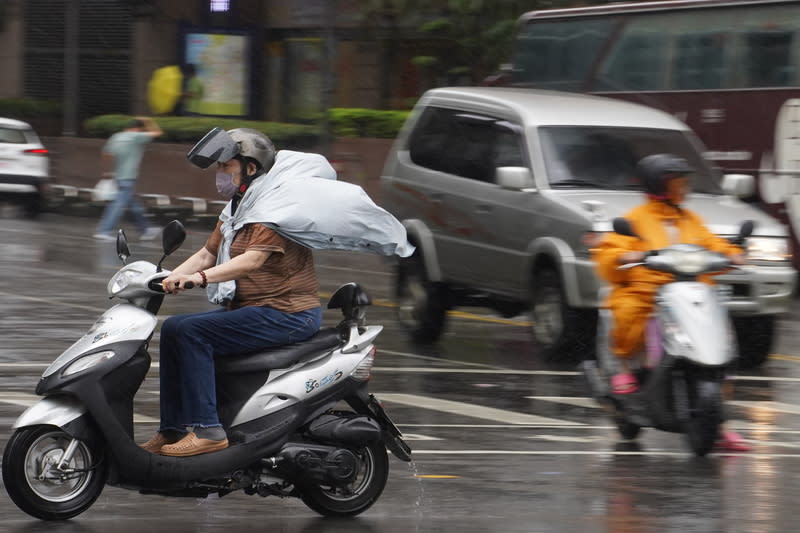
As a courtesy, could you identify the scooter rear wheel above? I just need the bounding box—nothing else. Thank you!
[300,440,389,517]
[2,425,107,520]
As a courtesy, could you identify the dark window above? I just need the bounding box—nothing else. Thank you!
[598,30,667,91]
[408,108,525,182]
[540,126,721,194]
[745,30,795,87]
[513,19,614,90]
[0,128,28,144]
[673,33,726,89]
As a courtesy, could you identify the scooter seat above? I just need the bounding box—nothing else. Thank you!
[215,328,342,374]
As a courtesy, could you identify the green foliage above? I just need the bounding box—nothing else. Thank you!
[0,98,63,118]
[82,115,323,148]
[328,108,411,138]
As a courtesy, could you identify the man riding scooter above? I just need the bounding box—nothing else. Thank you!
[591,153,751,452]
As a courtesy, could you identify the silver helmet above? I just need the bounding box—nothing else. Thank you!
[227,128,276,171]
[187,127,276,171]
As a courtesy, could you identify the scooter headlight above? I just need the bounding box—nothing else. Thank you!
[62,350,116,376]
[108,265,144,296]
[662,248,712,275]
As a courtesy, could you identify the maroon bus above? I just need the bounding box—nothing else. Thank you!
[503,0,800,266]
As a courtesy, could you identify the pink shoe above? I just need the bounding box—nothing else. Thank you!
[610,373,639,394]
[715,431,751,452]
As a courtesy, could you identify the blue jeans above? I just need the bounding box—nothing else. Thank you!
[158,305,323,431]
[96,179,151,235]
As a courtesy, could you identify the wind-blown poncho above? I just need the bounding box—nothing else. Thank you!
[208,150,414,305]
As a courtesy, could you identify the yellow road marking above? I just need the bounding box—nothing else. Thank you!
[770,354,800,362]
[414,474,461,479]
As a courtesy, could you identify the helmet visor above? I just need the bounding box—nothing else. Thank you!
[186,127,240,169]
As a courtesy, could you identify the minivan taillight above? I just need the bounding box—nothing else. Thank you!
[24,148,48,155]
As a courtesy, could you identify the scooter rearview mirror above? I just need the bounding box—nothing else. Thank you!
[162,220,187,256]
[739,220,755,240]
[156,220,187,272]
[612,217,639,238]
[116,228,130,265]
[729,220,756,246]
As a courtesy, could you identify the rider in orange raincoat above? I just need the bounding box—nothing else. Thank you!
[592,154,750,451]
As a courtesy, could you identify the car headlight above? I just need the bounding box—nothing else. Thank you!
[746,237,790,262]
[62,350,115,376]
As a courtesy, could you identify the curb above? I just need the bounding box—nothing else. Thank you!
[47,185,221,230]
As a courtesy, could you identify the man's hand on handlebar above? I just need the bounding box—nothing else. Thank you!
[161,272,203,294]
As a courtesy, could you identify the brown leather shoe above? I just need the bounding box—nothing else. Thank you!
[139,432,180,454]
[159,432,229,457]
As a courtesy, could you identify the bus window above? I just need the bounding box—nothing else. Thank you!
[745,30,795,87]
[674,32,727,90]
[597,29,667,92]
[513,19,614,90]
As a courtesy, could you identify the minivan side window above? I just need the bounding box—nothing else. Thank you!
[408,107,525,182]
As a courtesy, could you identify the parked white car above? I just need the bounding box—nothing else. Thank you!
[380,87,797,367]
[0,117,49,217]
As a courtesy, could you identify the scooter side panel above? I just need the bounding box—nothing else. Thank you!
[660,283,733,366]
[43,304,157,377]
[12,396,87,430]
[231,344,374,427]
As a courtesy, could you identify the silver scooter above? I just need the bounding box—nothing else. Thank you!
[583,218,753,456]
[2,220,411,520]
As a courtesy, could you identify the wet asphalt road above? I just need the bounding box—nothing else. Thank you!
[2,211,800,532]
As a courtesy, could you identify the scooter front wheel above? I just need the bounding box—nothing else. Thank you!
[685,380,723,457]
[300,440,389,517]
[2,425,108,520]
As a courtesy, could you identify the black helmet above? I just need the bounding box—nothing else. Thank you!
[636,154,693,198]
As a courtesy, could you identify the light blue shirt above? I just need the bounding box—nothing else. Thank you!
[103,131,153,181]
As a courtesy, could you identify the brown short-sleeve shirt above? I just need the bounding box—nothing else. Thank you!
[205,221,319,312]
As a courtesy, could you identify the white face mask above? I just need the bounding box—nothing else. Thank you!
[215,171,238,199]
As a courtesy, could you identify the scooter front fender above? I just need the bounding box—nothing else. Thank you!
[12,396,87,431]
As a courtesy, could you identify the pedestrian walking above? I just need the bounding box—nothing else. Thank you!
[94,117,163,241]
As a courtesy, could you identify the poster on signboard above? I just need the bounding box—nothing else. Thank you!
[184,32,250,116]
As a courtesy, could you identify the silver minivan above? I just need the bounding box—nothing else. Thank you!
[380,87,796,367]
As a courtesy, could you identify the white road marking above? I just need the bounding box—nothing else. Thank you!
[527,435,603,443]
[376,393,584,426]
[410,450,800,457]
[527,396,601,408]
[400,433,442,441]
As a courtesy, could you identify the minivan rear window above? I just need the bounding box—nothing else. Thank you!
[0,127,28,144]
[539,126,722,194]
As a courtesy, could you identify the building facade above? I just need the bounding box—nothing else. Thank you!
[0,0,423,128]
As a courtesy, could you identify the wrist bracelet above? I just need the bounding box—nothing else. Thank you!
[198,270,208,289]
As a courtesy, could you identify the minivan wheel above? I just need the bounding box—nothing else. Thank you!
[732,315,775,368]
[531,268,596,361]
[394,253,448,343]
